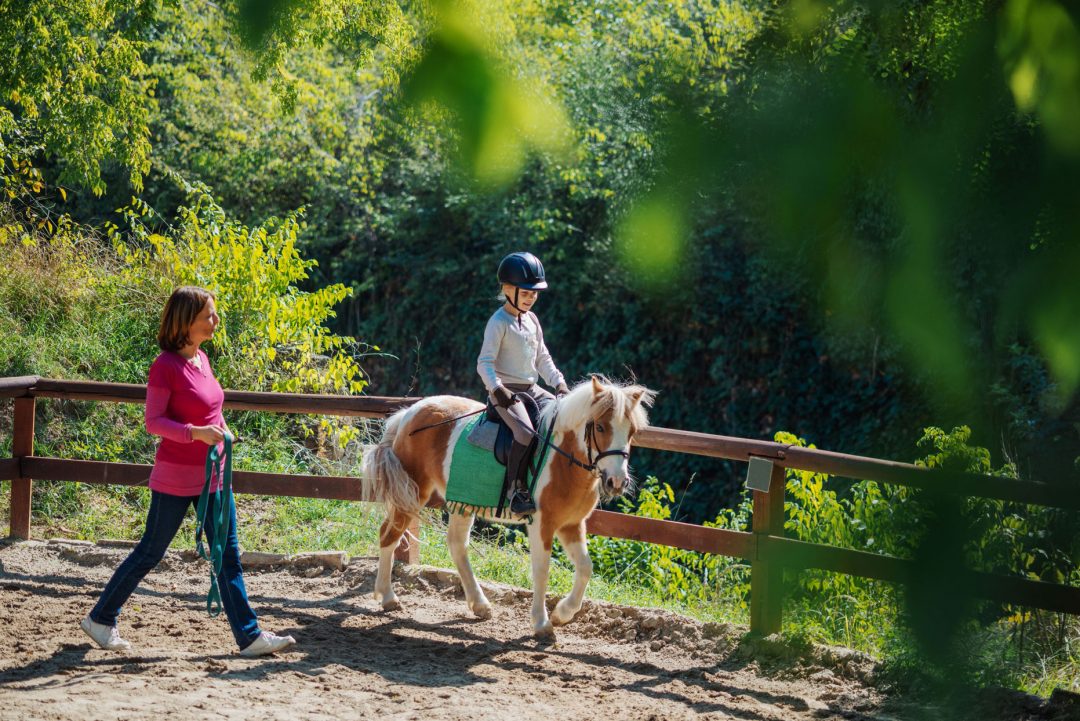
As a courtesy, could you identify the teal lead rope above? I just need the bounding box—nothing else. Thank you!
[195,434,233,616]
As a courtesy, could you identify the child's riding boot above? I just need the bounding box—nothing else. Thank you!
[507,439,537,516]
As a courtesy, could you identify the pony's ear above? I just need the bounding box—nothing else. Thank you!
[591,375,604,397]
[629,386,656,409]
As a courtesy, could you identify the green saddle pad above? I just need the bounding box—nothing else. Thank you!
[446,414,550,518]
[446,415,510,517]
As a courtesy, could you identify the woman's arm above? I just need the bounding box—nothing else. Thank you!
[145,385,193,443]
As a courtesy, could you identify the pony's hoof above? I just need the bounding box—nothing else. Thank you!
[551,602,577,626]
[533,621,555,639]
[381,597,402,612]
[470,602,493,620]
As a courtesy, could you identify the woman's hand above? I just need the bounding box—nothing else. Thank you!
[556,383,570,398]
[191,424,226,445]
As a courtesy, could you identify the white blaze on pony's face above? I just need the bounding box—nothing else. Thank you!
[587,376,652,498]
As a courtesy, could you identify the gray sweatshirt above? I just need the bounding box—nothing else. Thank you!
[477,307,565,392]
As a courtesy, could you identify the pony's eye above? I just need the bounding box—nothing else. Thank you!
[596,424,605,433]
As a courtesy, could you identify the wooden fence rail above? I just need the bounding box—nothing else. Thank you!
[3,376,1078,632]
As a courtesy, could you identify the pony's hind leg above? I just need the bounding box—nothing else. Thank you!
[374,507,415,611]
[551,522,591,626]
[446,512,492,619]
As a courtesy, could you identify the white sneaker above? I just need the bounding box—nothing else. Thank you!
[80,616,132,651]
[239,631,296,657]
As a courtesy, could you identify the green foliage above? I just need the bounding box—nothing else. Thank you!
[402,0,572,189]
[0,0,414,198]
[615,0,1080,421]
[141,0,412,226]
[228,0,413,90]
[0,196,159,383]
[0,0,157,195]
[518,0,762,108]
[110,182,367,396]
[591,480,748,607]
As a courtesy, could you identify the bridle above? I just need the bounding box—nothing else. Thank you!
[532,402,631,476]
[584,420,630,469]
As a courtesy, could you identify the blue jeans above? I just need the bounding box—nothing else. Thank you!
[90,490,261,649]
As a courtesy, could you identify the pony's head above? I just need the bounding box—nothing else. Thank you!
[546,375,657,498]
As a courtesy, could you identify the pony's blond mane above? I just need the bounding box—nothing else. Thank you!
[540,376,656,434]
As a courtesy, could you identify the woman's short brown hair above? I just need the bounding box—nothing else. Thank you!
[158,286,215,352]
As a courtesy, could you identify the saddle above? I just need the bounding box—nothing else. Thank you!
[466,392,542,467]
[461,392,545,515]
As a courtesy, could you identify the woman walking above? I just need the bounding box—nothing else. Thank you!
[80,286,295,656]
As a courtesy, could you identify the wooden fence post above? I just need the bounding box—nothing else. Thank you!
[10,397,36,539]
[750,461,786,635]
[394,516,421,564]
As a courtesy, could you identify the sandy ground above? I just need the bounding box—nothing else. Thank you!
[0,539,1065,721]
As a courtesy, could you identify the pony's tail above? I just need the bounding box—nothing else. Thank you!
[362,408,421,515]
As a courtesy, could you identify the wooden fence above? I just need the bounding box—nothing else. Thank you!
[2,375,1078,633]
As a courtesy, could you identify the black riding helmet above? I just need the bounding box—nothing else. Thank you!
[497,252,547,290]
[497,252,547,319]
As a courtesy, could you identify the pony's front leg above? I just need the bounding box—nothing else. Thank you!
[527,518,555,638]
[374,508,414,611]
[551,522,591,626]
[447,512,492,619]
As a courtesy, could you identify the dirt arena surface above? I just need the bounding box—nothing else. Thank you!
[0,539,1064,721]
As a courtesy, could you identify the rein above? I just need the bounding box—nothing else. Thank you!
[405,397,630,474]
[196,434,233,617]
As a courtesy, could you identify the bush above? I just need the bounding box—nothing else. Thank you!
[110,181,368,397]
[591,426,1079,672]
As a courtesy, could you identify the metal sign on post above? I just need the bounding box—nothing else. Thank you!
[745,456,775,492]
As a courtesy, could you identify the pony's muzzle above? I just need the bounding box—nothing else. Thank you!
[600,469,625,497]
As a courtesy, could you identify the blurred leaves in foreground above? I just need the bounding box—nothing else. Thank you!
[400,0,572,188]
[613,0,1080,420]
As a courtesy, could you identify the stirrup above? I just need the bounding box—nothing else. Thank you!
[509,489,536,516]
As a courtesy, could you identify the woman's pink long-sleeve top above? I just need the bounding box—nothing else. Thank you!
[145,349,226,496]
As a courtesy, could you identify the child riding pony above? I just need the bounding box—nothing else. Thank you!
[362,376,655,637]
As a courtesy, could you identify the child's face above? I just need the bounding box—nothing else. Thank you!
[503,283,539,312]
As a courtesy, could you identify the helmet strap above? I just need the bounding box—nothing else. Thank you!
[505,288,527,327]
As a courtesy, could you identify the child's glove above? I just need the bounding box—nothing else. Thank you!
[492,386,517,408]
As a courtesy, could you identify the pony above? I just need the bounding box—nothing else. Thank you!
[362,376,655,638]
